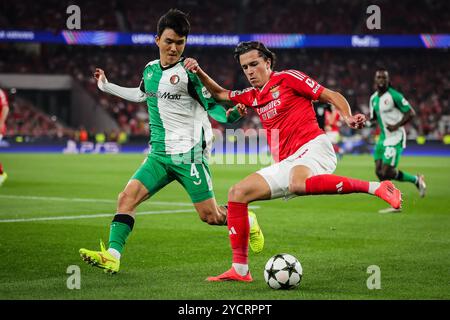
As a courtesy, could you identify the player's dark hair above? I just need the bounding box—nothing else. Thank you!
[233,41,277,69]
[376,67,389,74]
[157,9,190,38]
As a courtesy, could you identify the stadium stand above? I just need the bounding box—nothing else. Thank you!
[0,0,448,142]
[1,0,448,33]
[1,45,448,141]
[4,96,73,140]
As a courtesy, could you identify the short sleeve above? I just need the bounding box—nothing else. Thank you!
[228,88,256,106]
[187,71,217,110]
[389,88,411,113]
[139,78,145,93]
[186,71,239,124]
[282,70,324,100]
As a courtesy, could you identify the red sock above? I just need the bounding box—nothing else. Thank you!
[305,174,369,194]
[0,163,3,174]
[227,201,249,264]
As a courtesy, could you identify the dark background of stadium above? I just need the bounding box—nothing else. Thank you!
[0,0,448,147]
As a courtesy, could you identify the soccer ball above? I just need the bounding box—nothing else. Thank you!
[264,253,303,290]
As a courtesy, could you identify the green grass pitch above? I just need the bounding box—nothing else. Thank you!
[0,153,449,300]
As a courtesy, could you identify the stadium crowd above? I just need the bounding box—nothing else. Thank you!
[0,0,449,142]
[1,44,448,141]
[0,0,449,34]
[4,96,72,141]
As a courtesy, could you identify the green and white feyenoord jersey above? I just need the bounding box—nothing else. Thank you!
[370,87,412,148]
[141,59,222,159]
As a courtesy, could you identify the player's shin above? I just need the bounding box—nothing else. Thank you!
[395,170,418,184]
[221,204,256,229]
[227,201,250,276]
[108,213,135,259]
[305,174,379,195]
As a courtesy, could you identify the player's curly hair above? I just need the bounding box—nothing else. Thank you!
[233,41,277,69]
[157,9,190,37]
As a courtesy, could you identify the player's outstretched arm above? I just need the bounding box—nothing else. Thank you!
[319,88,366,129]
[94,68,146,103]
[184,58,231,102]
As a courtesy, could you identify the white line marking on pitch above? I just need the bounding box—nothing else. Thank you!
[0,209,197,223]
[0,194,260,208]
[0,194,192,207]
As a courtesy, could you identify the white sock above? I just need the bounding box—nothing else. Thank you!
[368,182,381,195]
[248,215,254,228]
[108,248,121,260]
[232,263,249,276]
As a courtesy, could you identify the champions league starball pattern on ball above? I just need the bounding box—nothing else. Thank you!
[264,253,303,290]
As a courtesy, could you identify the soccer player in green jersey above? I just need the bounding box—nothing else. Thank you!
[370,69,426,206]
[79,9,264,274]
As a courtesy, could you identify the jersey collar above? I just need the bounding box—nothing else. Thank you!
[256,71,275,93]
[377,86,390,97]
[160,57,184,71]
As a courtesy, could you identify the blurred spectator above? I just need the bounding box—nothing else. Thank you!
[1,44,448,141]
[78,126,89,142]
[4,96,73,140]
[0,0,448,34]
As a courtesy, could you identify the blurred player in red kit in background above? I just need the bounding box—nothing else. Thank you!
[0,88,10,186]
[324,104,344,159]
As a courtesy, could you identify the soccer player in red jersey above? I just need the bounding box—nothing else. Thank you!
[184,41,402,282]
[325,104,344,158]
[0,88,9,186]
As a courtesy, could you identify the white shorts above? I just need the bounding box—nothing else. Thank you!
[326,131,340,145]
[257,134,337,200]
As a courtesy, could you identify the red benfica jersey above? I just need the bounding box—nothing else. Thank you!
[229,70,324,161]
[325,109,341,132]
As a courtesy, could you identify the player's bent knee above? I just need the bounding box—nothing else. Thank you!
[380,170,395,181]
[376,171,384,181]
[228,184,249,203]
[388,170,397,180]
[118,191,130,203]
[117,191,138,212]
[288,181,306,195]
[379,170,389,180]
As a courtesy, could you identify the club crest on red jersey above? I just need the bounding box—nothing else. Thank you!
[269,85,279,92]
[270,85,280,99]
